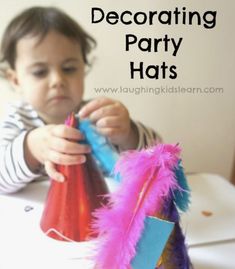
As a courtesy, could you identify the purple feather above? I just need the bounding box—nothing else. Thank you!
[159,195,192,269]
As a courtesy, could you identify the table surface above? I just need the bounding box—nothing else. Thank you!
[181,173,235,246]
[0,173,235,269]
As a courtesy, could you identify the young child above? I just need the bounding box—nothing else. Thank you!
[0,6,160,194]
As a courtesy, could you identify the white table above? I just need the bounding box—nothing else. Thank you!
[181,174,235,269]
[0,174,235,269]
[188,242,235,269]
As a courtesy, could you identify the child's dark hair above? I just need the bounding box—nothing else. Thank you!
[0,6,96,69]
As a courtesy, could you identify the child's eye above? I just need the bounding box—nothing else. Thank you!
[62,66,77,74]
[32,69,48,78]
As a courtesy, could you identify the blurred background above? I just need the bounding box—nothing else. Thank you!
[0,0,234,180]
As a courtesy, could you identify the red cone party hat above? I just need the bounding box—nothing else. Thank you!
[40,113,109,242]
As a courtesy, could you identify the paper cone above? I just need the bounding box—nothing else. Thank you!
[40,114,109,242]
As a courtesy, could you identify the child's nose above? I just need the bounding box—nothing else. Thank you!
[50,70,65,88]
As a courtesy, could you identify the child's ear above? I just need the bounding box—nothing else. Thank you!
[6,69,21,91]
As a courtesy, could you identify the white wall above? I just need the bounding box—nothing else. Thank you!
[0,0,234,180]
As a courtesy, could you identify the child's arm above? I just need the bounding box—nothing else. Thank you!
[133,121,162,150]
[0,105,42,194]
[0,104,90,193]
[79,97,161,151]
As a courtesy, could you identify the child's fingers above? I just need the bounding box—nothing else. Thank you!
[78,97,114,119]
[88,104,121,123]
[51,125,84,140]
[96,127,120,140]
[96,116,120,128]
[45,161,64,182]
[47,150,87,166]
[49,137,91,155]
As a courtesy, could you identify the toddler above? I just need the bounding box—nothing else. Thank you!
[0,6,160,193]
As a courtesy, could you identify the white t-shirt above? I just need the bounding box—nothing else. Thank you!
[0,101,160,193]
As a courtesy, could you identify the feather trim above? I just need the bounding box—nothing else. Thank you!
[92,144,181,269]
[173,161,191,212]
[159,195,191,269]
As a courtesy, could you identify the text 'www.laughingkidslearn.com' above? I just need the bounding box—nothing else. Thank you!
[93,86,224,95]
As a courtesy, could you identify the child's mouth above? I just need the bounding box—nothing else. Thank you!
[49,96,69,103]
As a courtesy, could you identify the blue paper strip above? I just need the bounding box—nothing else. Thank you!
[131,216,174,269]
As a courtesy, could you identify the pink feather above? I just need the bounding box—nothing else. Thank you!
[92,144,181,269]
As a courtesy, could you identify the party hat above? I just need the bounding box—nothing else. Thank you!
[40,113,109,242]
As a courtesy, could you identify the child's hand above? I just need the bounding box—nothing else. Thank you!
[25,124,90,182]
[79,97,138,150]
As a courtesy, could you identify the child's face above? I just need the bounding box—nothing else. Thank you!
[10,31,85,123]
